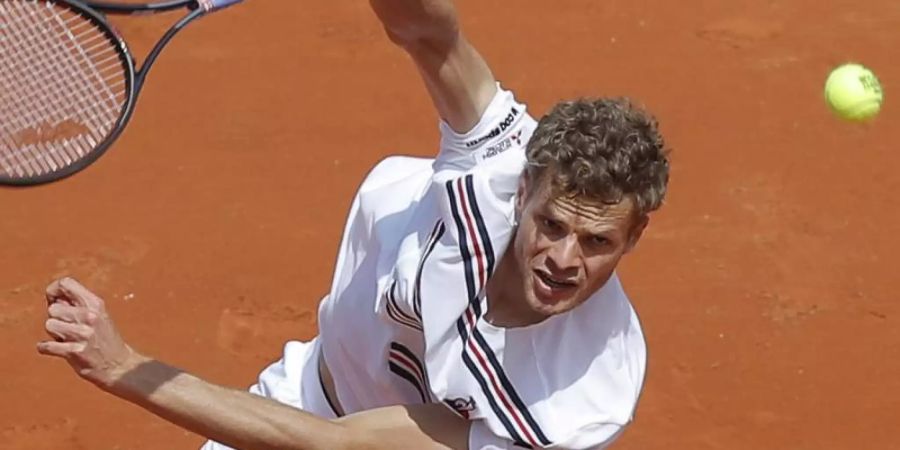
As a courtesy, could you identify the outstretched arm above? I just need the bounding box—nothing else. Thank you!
[369,0,497,133]
[38,278,471,450]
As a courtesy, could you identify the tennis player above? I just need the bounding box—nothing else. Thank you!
[38,0,670,448]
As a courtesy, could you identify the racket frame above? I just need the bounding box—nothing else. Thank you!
[85,0,195,15]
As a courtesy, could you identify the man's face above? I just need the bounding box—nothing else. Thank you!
[510,175,647,319]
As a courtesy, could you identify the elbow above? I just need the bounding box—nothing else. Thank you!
[371,1,460,51]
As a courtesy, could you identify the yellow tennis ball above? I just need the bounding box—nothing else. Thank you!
[824,63,883,122]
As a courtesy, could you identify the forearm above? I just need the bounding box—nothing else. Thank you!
[106,353,355,450]
[369,0,496,132]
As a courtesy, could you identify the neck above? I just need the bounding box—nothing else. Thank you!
[485,248,547,328]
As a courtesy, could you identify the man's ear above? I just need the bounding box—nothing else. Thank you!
[515,173,530,221]
[625,214,649,254]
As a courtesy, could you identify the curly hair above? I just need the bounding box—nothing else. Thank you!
[525,97,670,216]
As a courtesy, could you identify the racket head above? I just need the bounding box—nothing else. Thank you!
[0,0,137,186]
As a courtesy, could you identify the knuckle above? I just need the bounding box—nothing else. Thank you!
[72,342,87,354]
[48,302,63,316]
[84,311,98,324]
[77,324,94,340]
[60,277,83,293]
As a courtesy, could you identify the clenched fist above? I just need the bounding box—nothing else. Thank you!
[38,277,142,389]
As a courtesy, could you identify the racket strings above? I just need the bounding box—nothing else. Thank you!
[2,3,121,171]
[3,5,121,141]
[0,5,106,176]
[0,0,129,179]
[4,19,121,144]
[1,15,104,174]
[0,5,92,175]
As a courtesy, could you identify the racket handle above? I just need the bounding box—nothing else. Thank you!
[200,0,243,12]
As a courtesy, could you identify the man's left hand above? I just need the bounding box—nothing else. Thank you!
[38,277,141,390]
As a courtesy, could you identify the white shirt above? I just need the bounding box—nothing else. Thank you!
[318,85,647,449]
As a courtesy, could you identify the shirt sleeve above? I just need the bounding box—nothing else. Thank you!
[433,83,538,175]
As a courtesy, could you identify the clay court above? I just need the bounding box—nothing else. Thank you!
[2,0,898,448]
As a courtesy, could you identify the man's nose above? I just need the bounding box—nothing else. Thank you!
[546,234,580,272]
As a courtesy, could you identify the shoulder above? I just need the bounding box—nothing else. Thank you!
[343,155,438,246]
[359,156,434,194]
[546,275,648,447]
[491,275,647,449]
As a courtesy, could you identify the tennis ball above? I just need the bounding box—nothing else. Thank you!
[824,63,883,122]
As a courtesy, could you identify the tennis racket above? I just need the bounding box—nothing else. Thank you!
[0,0,243,186]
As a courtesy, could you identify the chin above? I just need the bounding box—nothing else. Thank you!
[524,272,586,317]
[525,289,584,318]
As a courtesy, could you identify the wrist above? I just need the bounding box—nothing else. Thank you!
[98,347,151,393]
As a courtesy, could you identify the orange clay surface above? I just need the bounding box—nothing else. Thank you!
[1,1,898,449]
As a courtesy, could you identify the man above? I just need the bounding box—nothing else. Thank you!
[38,0,669,448]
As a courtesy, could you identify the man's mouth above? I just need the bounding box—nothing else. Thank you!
[534,270,577,290]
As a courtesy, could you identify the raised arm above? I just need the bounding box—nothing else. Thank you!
[369,0,497,133]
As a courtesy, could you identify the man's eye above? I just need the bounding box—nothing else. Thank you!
[542,218,560,230]
[592,235,610,246]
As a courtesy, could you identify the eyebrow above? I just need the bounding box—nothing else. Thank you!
[542,206,623,236]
